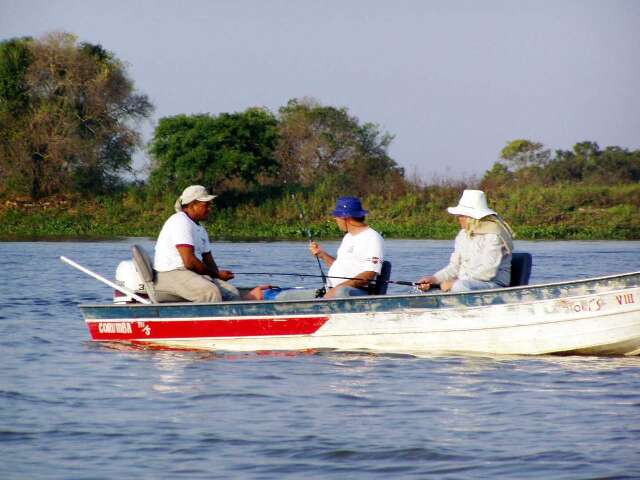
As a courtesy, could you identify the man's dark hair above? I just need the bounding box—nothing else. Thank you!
[351,216,365,222]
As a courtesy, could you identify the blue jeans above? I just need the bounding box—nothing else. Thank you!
[271,285,369,301]
[331,285,369,297]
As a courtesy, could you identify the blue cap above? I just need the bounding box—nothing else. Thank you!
[331,196,368,218]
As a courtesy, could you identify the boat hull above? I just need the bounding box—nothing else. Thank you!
[79,272,640,356]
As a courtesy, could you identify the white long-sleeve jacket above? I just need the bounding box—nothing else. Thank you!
[434,230,512,287]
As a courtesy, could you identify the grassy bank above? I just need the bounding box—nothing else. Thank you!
[1,184,639,240]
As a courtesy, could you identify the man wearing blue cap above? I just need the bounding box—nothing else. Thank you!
[310,196,385,299]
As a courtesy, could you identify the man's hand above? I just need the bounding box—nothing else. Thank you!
[309,241,323,256]
[323,287,337,299]
[417,275,437,291]
[440,279,455,292]
[218,270,235,281]
[309,241,335,267]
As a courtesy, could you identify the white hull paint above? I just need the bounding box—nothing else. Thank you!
[84,280,640,356]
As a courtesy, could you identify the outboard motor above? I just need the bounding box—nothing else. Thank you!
[114,260,148,303]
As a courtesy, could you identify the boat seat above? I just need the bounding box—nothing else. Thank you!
[370,260,392,295]
[510,252,532,287]
[131,244,159,303]
[131,244,190,303]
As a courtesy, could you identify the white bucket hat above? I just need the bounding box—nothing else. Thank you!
[174,185,216,212]
[447,190,497,219]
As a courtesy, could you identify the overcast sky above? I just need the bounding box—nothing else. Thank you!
[1,0,639,180]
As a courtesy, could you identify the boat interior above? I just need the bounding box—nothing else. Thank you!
[126,245,534,305]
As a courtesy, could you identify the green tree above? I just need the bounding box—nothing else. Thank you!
[148,107,279,193]
[0,32,153,199]
[275,98,405,196]
[0,37,33,194]
[0,37,32,115]
[546,142,640,184]
[485,139,640,188]
[499,139,551,171]
[544,142,598,183]
[595,146,640,183]
[480,162,513,191]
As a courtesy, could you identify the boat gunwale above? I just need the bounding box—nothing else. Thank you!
[79,270,640,310]
[86,282,640,324]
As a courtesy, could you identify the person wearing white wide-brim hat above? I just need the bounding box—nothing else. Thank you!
[445,189,498,219]
[153,185,267,302]
[417,189,514,293]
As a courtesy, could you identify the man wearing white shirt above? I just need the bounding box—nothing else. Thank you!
[153,185,240,302]
[310,196,384,299]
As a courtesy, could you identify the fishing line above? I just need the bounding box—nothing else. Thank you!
[291,193,327,286]
[235,271,418,286]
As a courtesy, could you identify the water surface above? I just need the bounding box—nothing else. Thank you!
[1,240,639,479]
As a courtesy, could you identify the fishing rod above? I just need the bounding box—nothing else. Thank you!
[235,271,419,287]
[291,193,327,286]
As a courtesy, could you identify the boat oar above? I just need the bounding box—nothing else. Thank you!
[60,256,152,304]
[235,271,419,287]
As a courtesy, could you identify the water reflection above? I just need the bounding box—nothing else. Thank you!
[325,354,382,399]
[150,352,200,393]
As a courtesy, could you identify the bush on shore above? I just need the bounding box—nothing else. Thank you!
[1,183,638,240]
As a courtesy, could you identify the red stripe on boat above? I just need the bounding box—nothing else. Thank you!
[87,316,329,340]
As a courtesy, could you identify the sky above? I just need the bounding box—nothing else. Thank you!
[1,0,639,181]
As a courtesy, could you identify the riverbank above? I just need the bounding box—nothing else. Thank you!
[1,183,639,240]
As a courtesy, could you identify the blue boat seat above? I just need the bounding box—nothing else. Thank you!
[370,260,392,295]
[510,252,532,287]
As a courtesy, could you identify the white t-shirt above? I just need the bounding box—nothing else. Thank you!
[154,212,211,272]
[327,227,384,288]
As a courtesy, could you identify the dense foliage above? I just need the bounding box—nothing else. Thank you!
[148,108,279,194]
[275,98,405,197]
[147,98,405,199]
[0,32,153,199]
[482,139,640,190]
[2,182,639,240]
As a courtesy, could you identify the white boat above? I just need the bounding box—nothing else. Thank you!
[68,247,640,355]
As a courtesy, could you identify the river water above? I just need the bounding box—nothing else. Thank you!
[1,240,640,479]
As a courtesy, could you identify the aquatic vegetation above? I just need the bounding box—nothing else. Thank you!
[1,183,638,240]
